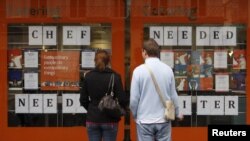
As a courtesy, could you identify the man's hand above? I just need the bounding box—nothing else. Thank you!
[176,113,184,121]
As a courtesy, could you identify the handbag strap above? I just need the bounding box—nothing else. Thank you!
[144,64,166,108]
[106,73,115,96]
[111,73,114,92]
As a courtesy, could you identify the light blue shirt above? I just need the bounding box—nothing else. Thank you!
[130,57,180,124]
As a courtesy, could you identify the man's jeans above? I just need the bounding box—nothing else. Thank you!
[86,123,118,141]
[136,122,171,141]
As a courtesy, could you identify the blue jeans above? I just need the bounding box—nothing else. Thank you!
[136,122,171,141]
[86,123,118,141]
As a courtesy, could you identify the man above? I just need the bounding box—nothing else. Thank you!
[130,39,183,141]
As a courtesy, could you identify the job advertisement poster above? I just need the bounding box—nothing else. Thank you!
[81,51,95,68]
[214,51,228,69]
[40,51,80,91]
[160,50,174,68]
[215,74,229,91]
[24,72,38,90]
[24,51,38,68]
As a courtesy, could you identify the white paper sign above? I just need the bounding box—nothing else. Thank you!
[178,96,191,115]
[62,94,87,113]
[160,51,174,68]
[197,96,225,115]
[215,74,229,91]
[63,26,91,45]
[29,94,43,113]
[63,26,76,45]
[197,96,211,115]
[43,94,57,113]
[43,26,57,45]
[150,26,236,46]
[210,27,223,46]
[62,94,76,113]
[178,26,192,46]
[76,26,91,45]
[164,26,177,46]
[29,26,42,45]
[196,27,210,46]
[24,73,38,90]
[150,26,164,46]
[75,94,87,113]
[214,51,227,68]
[24,51,38,68]
[15,94,29,113]
[225,96,238,115]
[222,27,236,46]
[210,96,224,115]
[81,51,95,68]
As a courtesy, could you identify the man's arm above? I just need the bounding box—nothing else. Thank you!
[129,69,141,119]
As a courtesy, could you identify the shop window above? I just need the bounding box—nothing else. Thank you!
[7,24,112,127]
[144,24,246,126]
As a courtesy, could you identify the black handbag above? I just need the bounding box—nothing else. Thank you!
[98,74,125,119]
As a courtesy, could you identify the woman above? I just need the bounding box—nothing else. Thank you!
[80,50,128,141]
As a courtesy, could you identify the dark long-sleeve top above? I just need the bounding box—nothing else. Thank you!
[80,68,129,123]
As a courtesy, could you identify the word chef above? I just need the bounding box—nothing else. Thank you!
[29,26,90,45]
[150,26,236,46]
[15,94,86,114]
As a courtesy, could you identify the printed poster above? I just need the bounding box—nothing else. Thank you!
[200,65,213,78]
[175,76,188,91]
[24,51,39,68]
[232,50,246,69]
[81,51,95,68]
[201,51,213,66]
[214,51,228,69]
[41,51,80,91]
[215,74,229,92]
[24,72,38,90]
[8,69,22,90]
[200,51,213,78]
[230,72,246,91]
[160,50,174,68]
[8,49,22,69]
[200,77,213,91]
[191,51,213,78]
[187,65,200,78]
[188,77,200,91]
[174,51,191,76]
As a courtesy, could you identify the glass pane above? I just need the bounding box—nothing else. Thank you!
[8,24,112,127]
[144,24,247,127]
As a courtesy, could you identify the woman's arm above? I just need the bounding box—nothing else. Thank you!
[79,75,89,110]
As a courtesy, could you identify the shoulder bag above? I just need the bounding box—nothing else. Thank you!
[98,73,125,119]
[145,64,175,120]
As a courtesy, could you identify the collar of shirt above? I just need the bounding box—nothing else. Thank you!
[145,57,160,64]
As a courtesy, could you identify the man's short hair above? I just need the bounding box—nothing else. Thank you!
[143,38,160,57]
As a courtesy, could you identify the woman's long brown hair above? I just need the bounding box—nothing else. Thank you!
[94,50,110,71]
